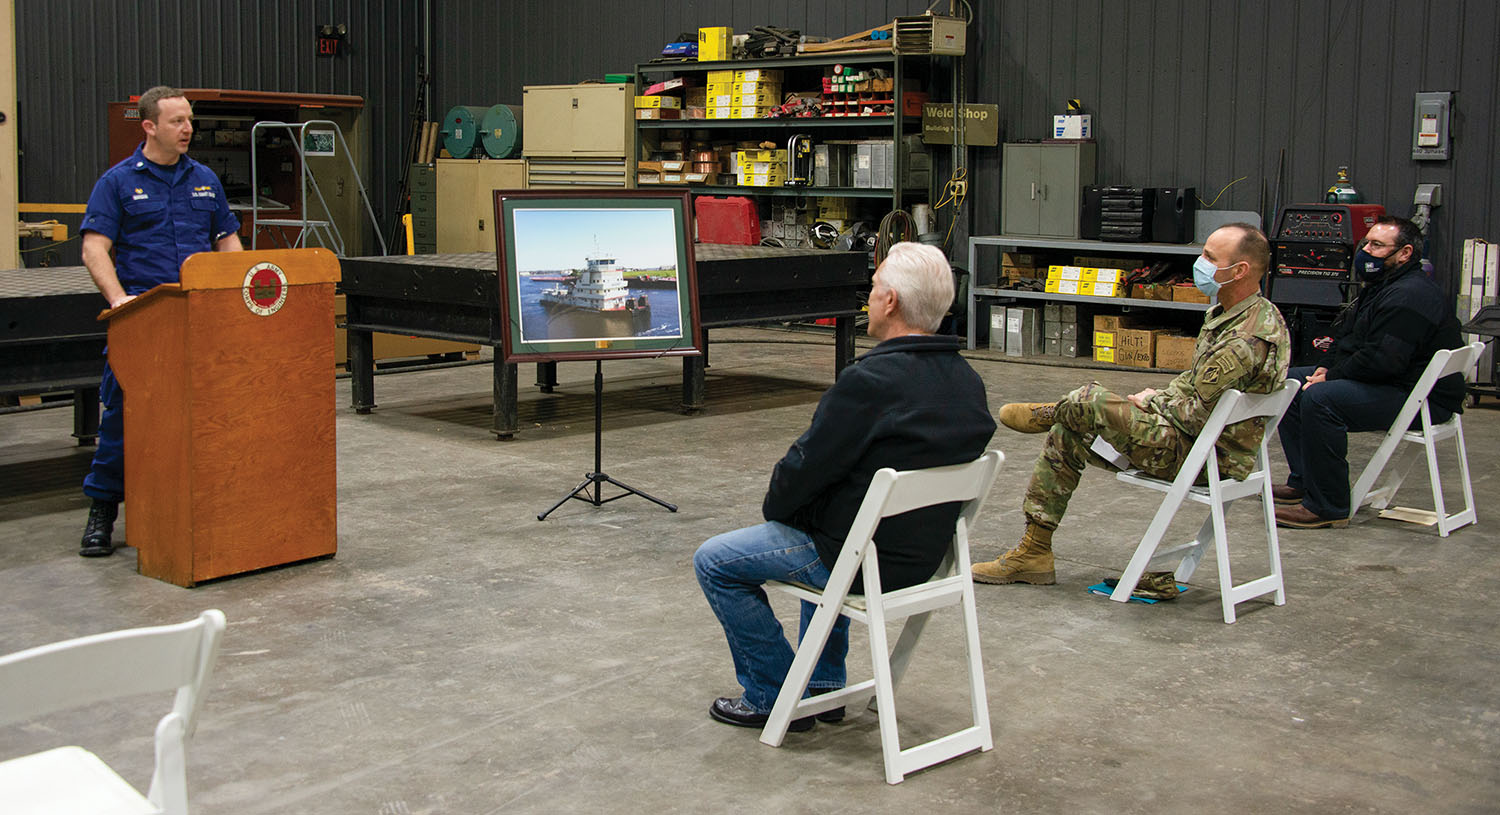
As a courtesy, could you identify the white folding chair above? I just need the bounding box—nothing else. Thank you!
[1348,341,1483,537]
[0,609,227,815]
[1106,381,1299,624]
[759,450,1003,785]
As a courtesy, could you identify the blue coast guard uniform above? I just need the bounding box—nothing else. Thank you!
[80,144,239,502]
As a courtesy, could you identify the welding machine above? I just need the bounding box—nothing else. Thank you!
[1268,203,1386,307]
[1268,202,1385,365]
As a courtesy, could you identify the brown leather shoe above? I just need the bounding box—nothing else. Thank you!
[1275,503,1349,529]
[1271,485,1305,506]
[999,402,1058,433]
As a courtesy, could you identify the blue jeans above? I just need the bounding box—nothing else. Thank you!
[694,521,850,713]
[1277,365,1451,518]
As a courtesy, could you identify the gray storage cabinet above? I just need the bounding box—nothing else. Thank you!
[1001,143,1096,238]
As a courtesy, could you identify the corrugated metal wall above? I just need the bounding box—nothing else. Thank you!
[18,1,1499,284]
[428,0,1498,286]
[972,0,1499,290]
[15,0,417,260]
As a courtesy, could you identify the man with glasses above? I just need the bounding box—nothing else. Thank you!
[1272,215,1465,528]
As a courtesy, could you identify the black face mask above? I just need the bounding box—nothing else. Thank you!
[1352,247,1390,281]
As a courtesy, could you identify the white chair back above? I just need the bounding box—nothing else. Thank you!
[1349,341,1483,535]
[1111,380,1299,623]
[0,610,226,815]
[761,451,1003,783]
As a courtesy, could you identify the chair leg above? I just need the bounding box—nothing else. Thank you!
[863,598,905,784]
[1207,500,1237,624]
[1372,445,1421,511]
[959,576,994,753]
[760,598,844,747]
[1423,437,1450,537]
[1261,476,1287,606]
[1173,516,1213,584]
[1112,489,1190,603]
[886,612,931,697]
[1452,421,1478,533]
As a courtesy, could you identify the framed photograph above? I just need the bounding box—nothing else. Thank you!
[493,189,702,362]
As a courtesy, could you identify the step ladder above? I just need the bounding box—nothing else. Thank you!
[249,120,388,255]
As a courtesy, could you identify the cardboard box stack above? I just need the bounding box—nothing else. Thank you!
[734,147,786,186]
[707,68,782,119]
[1045,265,1127,297]
[1091,313,1139,365]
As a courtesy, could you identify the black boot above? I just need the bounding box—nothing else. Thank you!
[79,499,119,557]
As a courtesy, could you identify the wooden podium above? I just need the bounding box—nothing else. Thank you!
[102,248,341,586]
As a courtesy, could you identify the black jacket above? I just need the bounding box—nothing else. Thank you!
[762,334,996,591]
[1326,258,1466,413]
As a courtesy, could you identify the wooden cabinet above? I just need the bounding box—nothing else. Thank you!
[435,158,526,252]
[1001,143,1096,239]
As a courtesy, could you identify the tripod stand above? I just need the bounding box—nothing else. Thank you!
[537,360,678,520]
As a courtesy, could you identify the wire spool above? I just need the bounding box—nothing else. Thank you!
[439,105,488,158]
[692,161,719,174]
[480,104,524,159]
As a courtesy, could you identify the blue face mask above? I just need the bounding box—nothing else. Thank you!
[1193,256,1228,299]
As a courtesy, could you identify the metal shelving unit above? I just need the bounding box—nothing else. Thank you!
[634,52,930,211]
[966,234,1209,350]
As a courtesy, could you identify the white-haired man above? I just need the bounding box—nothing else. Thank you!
[694,242,995,732]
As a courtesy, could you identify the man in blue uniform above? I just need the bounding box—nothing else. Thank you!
[77,86,242,557]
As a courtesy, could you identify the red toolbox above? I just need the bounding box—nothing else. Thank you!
[695,196,760,245]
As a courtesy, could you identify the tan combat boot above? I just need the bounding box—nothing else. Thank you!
[998,402,1058,433]
[972,523,1057,585]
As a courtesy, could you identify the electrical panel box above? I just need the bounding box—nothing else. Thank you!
[1412,91,1452,161]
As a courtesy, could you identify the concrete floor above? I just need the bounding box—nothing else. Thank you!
[2,326,1497,814]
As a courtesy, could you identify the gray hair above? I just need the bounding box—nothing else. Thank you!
[878,242,954,332]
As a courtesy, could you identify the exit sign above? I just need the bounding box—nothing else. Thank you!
[317,25,346,58]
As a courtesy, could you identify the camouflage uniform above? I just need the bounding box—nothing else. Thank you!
[1023,293,1290,530]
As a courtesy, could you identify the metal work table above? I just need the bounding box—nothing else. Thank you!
[0,266,104,444]
[339,244,868,438]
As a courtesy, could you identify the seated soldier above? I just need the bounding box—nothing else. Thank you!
[972,223,1290,599]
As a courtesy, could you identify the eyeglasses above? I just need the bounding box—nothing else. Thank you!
[1363,239,1398,250]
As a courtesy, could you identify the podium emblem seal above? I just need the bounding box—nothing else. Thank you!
[242,262,289,316]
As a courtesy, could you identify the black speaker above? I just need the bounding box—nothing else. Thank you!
[1152,187,1197,243]
[1080,185,1103,240]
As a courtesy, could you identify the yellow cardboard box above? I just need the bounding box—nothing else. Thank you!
[734,68,783,82]
[1094,346,1117,363]
[1083,280,1120,297]
[634,95,681,109]
[698,26,732,61]
[1045,278,1082,295]
[706,70,735,84]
